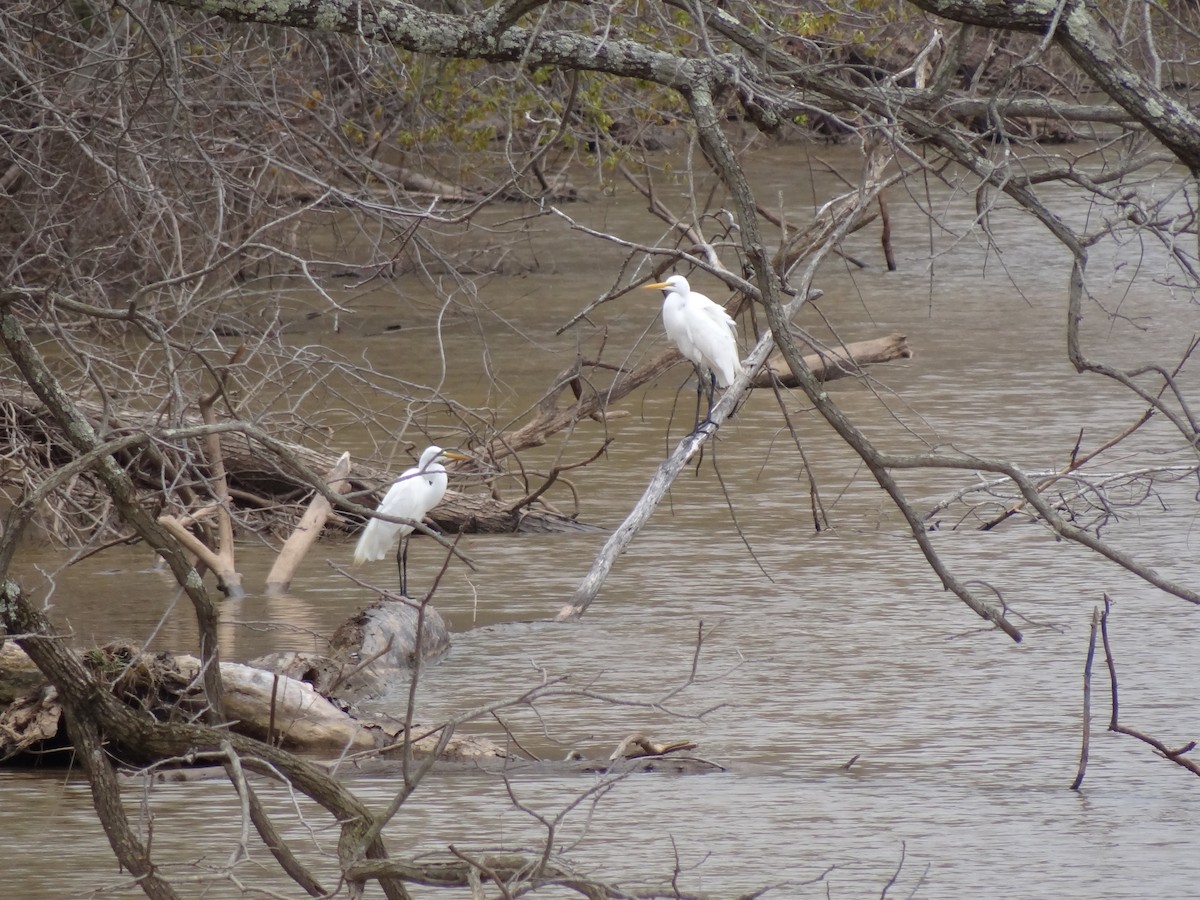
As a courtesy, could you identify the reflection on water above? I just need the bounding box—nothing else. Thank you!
[4,145,1200,898]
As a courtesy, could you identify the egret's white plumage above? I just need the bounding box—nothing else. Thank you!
[354,445,467,593]
[644,274,744,388]
[643,274,744,428]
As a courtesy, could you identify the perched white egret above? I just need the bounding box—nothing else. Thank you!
[643,274,745,429]
[354,445,469,596]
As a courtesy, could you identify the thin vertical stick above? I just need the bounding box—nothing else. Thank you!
[1099,595,1119,729]
[1071,605,1100,790]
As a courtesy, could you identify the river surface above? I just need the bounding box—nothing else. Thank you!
[3,144,1200,898]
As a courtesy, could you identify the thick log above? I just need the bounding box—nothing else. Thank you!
[175,655,380,754]
[330,598,451,670]
[0,643,504,765]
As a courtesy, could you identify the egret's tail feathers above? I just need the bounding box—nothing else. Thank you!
[715,358,746,389]
[353,520,394,565]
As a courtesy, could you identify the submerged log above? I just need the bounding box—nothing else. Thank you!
[331,598,451,670]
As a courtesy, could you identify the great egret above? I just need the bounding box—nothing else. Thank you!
[354,445,469,596]
[643,274,745,429]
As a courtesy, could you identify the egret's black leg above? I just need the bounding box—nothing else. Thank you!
[695,371,719,433]
[691,366,705,432]
[395,535,410,596]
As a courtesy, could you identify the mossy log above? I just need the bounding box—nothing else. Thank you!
[0,642,504,766]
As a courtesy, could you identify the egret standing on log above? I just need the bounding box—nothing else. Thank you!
[354,445,469,596]
[643,274,745,431]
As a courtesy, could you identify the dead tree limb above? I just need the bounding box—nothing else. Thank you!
[754,333,912,387]
[156,514,229,576]
[980,338,1199,530]
[557,291,788,621]
[482,333,906,468]
[266,451,353,594]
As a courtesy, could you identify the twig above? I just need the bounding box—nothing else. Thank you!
[879,841,905,899]
[1070,605,1100,790]
[505,440,612,514]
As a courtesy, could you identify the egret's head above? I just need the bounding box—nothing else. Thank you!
[642,274,690,297]
[418,446,470,469]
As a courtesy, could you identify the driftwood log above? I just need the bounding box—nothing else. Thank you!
[266,451,353,594]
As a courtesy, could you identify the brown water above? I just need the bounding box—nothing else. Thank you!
[4,145,1200,898]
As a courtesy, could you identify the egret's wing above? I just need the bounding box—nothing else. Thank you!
[353,467,422,563]
[685,296,743,387]
[697,298,737,336]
